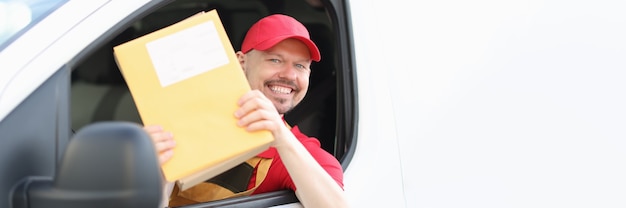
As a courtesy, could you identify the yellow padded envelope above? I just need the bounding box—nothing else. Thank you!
[113,10,273,191]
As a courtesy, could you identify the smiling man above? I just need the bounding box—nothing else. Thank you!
[147,14,348,208]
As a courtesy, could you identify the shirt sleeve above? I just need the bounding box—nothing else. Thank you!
[252,126,344,194]
[290,128,344,190]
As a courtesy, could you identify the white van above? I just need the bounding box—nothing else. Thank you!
[1,0,625,207]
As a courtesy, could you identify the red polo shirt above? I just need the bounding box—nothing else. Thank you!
[248,125,344,194]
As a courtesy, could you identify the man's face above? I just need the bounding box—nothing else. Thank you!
[238,38,312,114]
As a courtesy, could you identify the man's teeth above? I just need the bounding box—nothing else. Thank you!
[270,86,292,94]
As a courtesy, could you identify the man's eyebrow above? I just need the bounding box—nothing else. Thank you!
[263,51,311,63]
[261,51,282,58]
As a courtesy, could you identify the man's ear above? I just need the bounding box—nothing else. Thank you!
[236,51,246,70]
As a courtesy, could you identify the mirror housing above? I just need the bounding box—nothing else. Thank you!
[14,122,162,208]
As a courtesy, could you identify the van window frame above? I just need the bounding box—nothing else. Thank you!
[68,0,357,206]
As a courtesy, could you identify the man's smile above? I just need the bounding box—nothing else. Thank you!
[269,85,293,94]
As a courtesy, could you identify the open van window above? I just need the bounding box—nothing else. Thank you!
[70,0,356,206]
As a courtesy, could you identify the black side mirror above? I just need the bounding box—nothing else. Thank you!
[13,122,162,208]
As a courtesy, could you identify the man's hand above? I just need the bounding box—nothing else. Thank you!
[235,92,348,207]
[144,125,176,165]
[234,90,287,141]
[144,125,176,207]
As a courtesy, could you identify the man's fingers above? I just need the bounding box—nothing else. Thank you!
[144,125,176,165]
[237,107,283,133]
[154,137,176,153]
[235,91,273,115]
[158,150,174,165]
[236,98,265,118]
[235,91,277,118]
[244,120,276,132]
[235,98,258,118]
[237,108,266,126]
[151,131,174,143]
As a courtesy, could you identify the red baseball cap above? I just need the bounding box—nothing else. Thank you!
[241,14,321,62]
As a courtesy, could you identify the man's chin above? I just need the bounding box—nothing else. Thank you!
[273,102,296,115]
[275,105,293,115]
[270,98,291,113]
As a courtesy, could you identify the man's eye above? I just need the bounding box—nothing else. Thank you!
[270,59,281,63]
[295,64,311,73]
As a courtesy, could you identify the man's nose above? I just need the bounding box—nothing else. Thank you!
[277,64,297,80]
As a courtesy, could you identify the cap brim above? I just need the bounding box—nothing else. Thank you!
[253,35,321,62]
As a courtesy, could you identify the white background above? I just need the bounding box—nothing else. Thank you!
[347,0,626,207]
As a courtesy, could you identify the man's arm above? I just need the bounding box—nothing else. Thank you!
[235,90,348,208]
[274,126,348,207]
